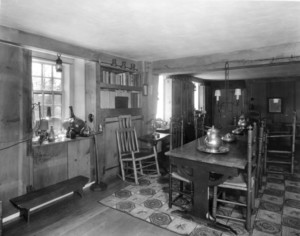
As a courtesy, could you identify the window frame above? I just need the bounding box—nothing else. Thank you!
[32,58,64,120]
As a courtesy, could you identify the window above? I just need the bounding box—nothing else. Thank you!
[156,75,172,122]
[32,59,63,121]
[193,82,205,111]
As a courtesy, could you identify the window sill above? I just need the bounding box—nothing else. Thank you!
[32,132,102,147]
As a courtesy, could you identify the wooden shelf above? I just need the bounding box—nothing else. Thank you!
[100,83,142,91]
[100,64,138,74]
[100,108,142,118]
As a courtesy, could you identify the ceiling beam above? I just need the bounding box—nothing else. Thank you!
[152,42,300,75]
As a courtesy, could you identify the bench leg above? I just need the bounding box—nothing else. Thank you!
[20,208,30,223]
[74,188,84,198]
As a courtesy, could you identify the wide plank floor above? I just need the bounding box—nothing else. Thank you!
[3,179,178,236]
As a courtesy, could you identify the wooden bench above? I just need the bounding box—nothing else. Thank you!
[10,175,89,223]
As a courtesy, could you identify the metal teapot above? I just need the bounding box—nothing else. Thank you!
[204,126,222,151]
[237,114,247,129]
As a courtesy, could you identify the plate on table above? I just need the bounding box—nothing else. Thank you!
[221,134,236,143]
[232,128,244,135]
[197,145,230,154]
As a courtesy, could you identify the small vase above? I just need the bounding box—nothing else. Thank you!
[48,126,55,142]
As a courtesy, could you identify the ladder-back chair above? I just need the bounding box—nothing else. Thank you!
[264,112,296,174]
[168,117,194,209]
[212,125,256,231]
[116,127,160,184]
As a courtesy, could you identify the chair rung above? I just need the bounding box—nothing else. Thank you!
[215,214,246,223]
[267,150,291,154]
[216,198,246,207]
[218,184,247,191]
[266,160,292,164]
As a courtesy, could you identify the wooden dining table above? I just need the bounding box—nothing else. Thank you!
[165,134,248,223]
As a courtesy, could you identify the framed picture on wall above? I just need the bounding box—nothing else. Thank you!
[268,97,282,113]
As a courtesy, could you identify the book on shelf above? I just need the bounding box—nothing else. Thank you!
[102,68,140,87]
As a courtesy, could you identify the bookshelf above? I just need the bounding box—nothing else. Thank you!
[99,64,143,117]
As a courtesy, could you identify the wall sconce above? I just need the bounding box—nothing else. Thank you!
[214,90,221,102]
[234,88,241,100]
[56,54,63,72]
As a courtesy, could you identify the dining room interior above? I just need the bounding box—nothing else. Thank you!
[1,1,300,236]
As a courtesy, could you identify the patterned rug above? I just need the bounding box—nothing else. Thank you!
[99,176,237,236]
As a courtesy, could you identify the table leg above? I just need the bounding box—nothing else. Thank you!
[191,169,210,219]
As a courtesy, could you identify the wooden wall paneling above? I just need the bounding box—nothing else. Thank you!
[102,122,119,181]
[67,139,91,179]
[32,143,68,190]
[0,44,32,216]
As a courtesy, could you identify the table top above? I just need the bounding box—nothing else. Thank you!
[165,135,247,170]
[139,132,170,143]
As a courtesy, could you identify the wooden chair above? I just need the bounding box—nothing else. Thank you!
[194,110,206,139]
[169,117,194,209]
[264,112,296,174]
[116,127,160,184]
[118,115,132,129]
[212,126,256,231]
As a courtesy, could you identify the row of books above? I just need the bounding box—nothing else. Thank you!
[102,70,141,87]
[100,90,141,109]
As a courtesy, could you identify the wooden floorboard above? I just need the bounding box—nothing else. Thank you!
[3,178,178,236]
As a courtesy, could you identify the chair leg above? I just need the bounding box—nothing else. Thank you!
[120,160,126,181]
[212,186,217,218]
[169,174,173,208]
[139,160,143,175]
[291,153,294,174]
[154,147,160,176]
[132,160,139,185]
[246,189,252,231]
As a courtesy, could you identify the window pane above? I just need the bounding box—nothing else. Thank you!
[44,94,52,105]
[44,78,52,91]
[53,79,62,91]
[32,63,42,76]
[33,94,43,105]
[32,60,63,121]
[43,64,52,77]
[32,77,42,90]
[42,107,47,118]
[54,105,62,118]
[53,68,62,78]
[54,94,62,105]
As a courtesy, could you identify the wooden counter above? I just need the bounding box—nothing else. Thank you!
[31,134,102,190]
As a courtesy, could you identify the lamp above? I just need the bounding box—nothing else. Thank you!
[215,63,242,105]
[55,54,63,72]
[234,88,241,100]
[215,90,221,102]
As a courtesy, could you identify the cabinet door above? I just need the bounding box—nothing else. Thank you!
[68,139,91,179]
